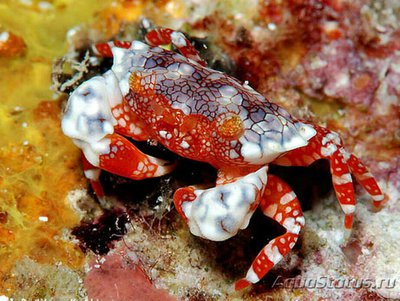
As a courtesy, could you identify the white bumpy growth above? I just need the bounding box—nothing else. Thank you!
[61,71,122,166]
[181,166,268,241]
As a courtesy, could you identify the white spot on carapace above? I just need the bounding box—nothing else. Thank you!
[229,149,240,159]
[296,122,317,141]
[159,130,171,139]
[240,122,315,165]
[240,141,264,163]
[118,118,127,127]
[165,71,180,80]
[180,140,190,149]
[231,94,243,105]
[178,63,195,75]
[219,85,237,97]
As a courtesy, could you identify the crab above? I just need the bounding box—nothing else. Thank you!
[61,27,385,290]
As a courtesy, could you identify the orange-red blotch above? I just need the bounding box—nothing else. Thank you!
[217,114,244,140]
[129,72,147,94]
[181,114,209,133]
[0,31,26,57]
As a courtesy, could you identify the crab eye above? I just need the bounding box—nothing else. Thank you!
[216,114,244,140]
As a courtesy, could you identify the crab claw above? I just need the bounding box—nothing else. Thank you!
[173,166,268,241]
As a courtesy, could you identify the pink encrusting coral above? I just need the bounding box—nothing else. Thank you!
[294,39,379,108]
[294,37,400,111]
[84,249,178,301]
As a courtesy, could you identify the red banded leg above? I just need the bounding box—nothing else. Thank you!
[82,104,170,199]
[92,28,206,65]
[82,133,174,202]
[93,41,132,57]
[235,175,304,290]
[145,28,206,66]
[347,154,386,207]
[273,124,384,229]
[82,154,105,200]
[94,133,175,180]
[330,149,356,229]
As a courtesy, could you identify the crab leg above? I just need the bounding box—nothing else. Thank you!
[80,111,155,199]
[235,175,304,290]
[273,124,384,229]
[80,132,174,201]
[93,133,174,180]
[82,154,105,200]
[93,41,133,57]
[346,154,385,207]
[330,149,356,228]
[92,28,206,66]
[145,28,207,66]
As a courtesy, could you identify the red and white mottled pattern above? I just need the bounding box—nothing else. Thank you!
[61,27,385,290]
